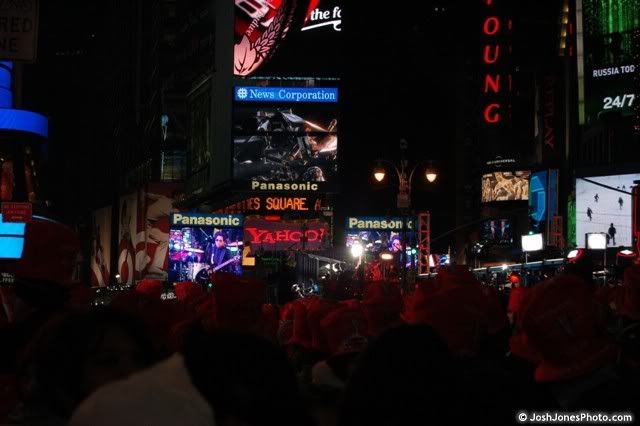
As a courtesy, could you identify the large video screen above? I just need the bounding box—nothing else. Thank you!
[582,0,639,124]
[168,214,244,284]
[233,85,338,191]
[576,173,639,247]
[480,219,513,244]
[481,171,530,202]
[234,0,343,77]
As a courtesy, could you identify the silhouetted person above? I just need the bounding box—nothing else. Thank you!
[587,207,593,221]
[618,197,624,210]
[594,193,599,203]
[608,223,617,246]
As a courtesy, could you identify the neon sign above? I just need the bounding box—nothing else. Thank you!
[480,0,511,125]
[244,217,329,252]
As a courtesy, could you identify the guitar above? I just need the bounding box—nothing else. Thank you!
[209,255,242,274]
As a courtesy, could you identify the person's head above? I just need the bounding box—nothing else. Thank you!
[183,326,313,426]
[611,223,614,227]
[214,231,226,249]
[20,307,155,418]
[390,237,402,252]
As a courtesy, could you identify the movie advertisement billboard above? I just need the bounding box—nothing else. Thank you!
[233,85,338,192]
[575,173,640,247]
[234,0,343,77]
[582,0,639,124]
[90,206,111,287]
[481,171,530,202]
[168,213,244,284]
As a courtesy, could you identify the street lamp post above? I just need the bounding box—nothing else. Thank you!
[373,139,437,292]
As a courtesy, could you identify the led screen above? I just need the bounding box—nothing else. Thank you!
[481,171,530,202]
[168,214,244,284]
[582,0,640,124]
[234,0,343,77]
[575,173,639,247]
[233,85,338,191]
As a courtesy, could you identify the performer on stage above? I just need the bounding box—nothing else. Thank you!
[206,232,236,273]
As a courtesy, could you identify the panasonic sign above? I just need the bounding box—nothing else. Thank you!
[345,216,415,231]
[170,213,244,228]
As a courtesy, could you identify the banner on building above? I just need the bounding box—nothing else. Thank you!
[90,206,111,287]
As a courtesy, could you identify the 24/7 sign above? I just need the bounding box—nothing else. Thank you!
[0,0,39,61]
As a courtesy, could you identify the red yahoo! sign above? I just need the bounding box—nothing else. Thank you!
[481,0,511,125]
[244,217,329,253]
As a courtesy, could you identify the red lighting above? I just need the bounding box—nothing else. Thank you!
[264,215,281,221]
[483,74,500,93]
[482,17,500,35]
[483,45,500,64]
[483,103,501,123]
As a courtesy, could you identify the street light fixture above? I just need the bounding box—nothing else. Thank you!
[372,139,437,291]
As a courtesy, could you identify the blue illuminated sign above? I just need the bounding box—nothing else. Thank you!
[235,86,339,103]
[0,109,48,138]
[0,214,25,259]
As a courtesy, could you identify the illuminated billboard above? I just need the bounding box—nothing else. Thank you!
[575,173,639,247]
[244,216,329,253]
[233,85,338,192]
[582,0,639,124]
[528,170,559,234]
[168,214,244,284]
[481,171,530,202]
[234,0,343,77]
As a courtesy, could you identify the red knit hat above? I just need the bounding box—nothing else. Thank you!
[507,286,527,315]
[212,274,265,332]
[320,304,368,355]
[305,297,339,353]
[620,264,640,320]
[135,279,164,300]
[517,275,616,383]
[173,281,203,303]
[361,282,403,336]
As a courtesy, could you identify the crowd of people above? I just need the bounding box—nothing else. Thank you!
[1,251,639,425]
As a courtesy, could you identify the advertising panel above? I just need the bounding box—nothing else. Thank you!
[244,216,329,253]
[90,206,111,287]
[582,0,639,124]
[576,173,640,247]
[345,216,418,271]
[134,183,181,280]
[117,193,137,285]
[481,171,530,202]
[528,170,559,234]
[234,0,343,77]
[480,219,513,244]
[233,85,338,192]
[168,213,244,284]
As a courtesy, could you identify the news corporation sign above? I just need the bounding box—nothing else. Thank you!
[170,213,244,228]
[234,86,339,103]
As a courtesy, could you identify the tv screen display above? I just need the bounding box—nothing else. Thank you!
[233,85,338,192]
[481,171,530,202]
[168,214,244,284]
[576,173,639,248]
[481,219,513,244]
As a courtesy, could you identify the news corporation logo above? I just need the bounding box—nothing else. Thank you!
[237,88,248,100]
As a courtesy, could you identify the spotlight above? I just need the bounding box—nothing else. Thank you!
[585,233,607,250]
[521,233,543,252]
[351,243,364,258]
[380,252,393,261]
